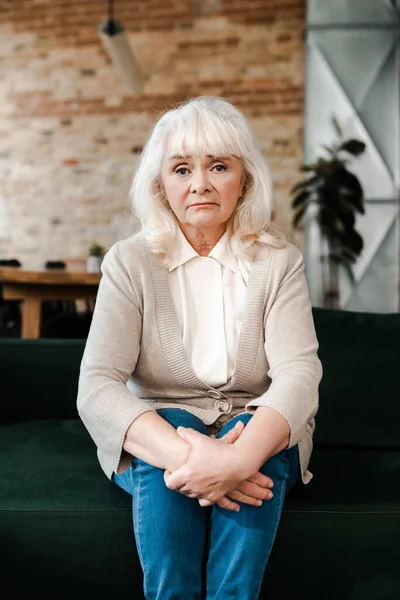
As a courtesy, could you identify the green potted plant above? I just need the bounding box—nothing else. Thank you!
[291,117,366,309]
[87,241,105,273]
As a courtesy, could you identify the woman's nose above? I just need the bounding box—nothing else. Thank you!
[190,168,212,195]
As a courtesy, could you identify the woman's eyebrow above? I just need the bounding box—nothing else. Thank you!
[212,155,233,162]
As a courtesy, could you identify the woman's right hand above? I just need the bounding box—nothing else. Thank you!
[200,421,274,510]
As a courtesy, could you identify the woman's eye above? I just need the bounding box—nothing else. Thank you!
[213,164,227,172]
[175,167,189,176]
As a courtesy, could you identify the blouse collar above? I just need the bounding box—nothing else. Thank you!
[168,226,238,273]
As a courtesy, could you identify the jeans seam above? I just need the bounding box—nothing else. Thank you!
[134,462,149,595]
[253,470,288,597]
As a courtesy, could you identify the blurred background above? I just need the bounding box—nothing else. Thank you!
[0,0,399,338]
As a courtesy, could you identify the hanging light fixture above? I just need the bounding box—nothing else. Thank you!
[98,0,143,94]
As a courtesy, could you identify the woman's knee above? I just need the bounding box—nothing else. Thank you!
[216,412,252,438]
[156,408,209,436]
[259,449,296,492]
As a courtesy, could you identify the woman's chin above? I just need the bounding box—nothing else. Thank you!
[186,217,222,229]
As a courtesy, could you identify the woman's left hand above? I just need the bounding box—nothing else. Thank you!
[163,426,247,507]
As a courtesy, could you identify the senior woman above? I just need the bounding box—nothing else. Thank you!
[77,95,322,600]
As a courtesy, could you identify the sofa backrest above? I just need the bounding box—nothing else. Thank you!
[1,307,400,450]
[312,307,400,450]
[0,338,86,423]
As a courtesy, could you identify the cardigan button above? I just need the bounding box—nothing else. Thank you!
[214,399,230,413]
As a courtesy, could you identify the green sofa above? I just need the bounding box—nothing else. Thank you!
[1,307,399,599]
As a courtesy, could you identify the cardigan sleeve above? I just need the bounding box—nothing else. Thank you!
[77,243,155,474]
[245,245,323,447]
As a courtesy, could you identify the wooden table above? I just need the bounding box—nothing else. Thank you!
[0,267,102,339]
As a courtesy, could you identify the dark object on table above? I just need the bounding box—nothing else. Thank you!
[44,260,66,269]
[0,259,21,267]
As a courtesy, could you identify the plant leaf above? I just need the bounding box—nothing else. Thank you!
[336,228,364,256]
[338,139,366,156]
[336,204,356,229]
[340,259,356,282]
[335,167,365,213]
[328,248,356,281]
[322,144,336,157]
[344,263,355,282]
[290,175,319,195]
[291,190,311,209]
[317,205,337,238]
[292,205,307,229]
[317,203,364,259]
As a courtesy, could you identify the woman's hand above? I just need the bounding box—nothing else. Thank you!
[163,424,274,512]
[200,423,274,510]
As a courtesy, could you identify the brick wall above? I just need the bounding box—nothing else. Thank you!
[0,0,306,268]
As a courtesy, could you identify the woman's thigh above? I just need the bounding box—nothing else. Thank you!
[113,408,211,600]
[204,412,300,600]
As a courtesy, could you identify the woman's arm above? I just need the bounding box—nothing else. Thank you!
[245,245,323,448]
[77,244,158,475]
[232,406,290,477]
[235,246,322,476]
[123,411,190,472]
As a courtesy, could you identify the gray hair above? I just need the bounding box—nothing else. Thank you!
[129,96,287,263]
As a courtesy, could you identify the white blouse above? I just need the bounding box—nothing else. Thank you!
[168,229,250,388]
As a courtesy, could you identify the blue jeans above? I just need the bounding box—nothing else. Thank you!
[113,408,300,600]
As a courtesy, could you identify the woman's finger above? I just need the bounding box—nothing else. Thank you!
[198,496,240,512]
[216,496,240,512]
[228,489,263,507]
[236,480,274,501]
[198,498,213,507]
[164,466,189,490]
[220,421,244,444]
[247,472,274,489]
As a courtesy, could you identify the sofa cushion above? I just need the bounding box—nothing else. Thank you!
[287,448,400,512]
[312,307,400,449]
[2,419,400,514]
[0,418,141,596]
[0,419,126,511]
[1,419,400,598]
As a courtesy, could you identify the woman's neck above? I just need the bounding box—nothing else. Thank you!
[179,225,226,256]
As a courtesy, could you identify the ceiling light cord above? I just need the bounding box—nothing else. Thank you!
[107,0,117,36]
[98,0,143,93]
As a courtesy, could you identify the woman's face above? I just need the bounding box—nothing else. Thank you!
[160,153,244,234]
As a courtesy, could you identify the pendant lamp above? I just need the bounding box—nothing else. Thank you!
[98,0,143,94]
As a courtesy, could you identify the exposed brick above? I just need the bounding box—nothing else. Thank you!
[0,0,305,264]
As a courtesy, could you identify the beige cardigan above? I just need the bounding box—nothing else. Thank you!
[77,234,323,484]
